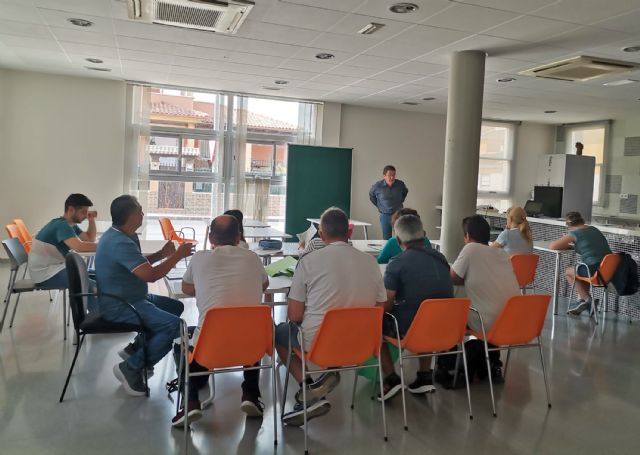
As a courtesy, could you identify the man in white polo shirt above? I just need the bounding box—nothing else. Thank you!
[172,215,269,427]
[275,207,387,427]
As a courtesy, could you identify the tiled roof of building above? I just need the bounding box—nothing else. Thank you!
[151,101,296,131]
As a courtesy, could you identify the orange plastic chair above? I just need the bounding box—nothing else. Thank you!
[178,306,276,452]
[511,254,539,293]
[282,306,387,453]
[158,217,198,246]
[573,253,621,324]
[384,298,473,429]
[470,294,552,416]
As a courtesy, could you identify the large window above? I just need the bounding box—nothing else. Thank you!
[478,122,515,194]
[565,123,607,204]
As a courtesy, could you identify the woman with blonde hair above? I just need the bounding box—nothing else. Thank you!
[492,206,533,255]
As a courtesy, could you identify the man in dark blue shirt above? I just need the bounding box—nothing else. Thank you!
[378,215,453,401]
[369,165,408,239]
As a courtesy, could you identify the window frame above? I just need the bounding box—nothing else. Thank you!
[564,121,610,206]
[477,120,516,196]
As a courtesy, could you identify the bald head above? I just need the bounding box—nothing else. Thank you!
[209,215,240,247]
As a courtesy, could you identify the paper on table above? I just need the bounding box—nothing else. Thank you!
[265,256,298,277]
[297,223,317,246]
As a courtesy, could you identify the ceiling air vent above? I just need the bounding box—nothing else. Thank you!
[519,56,637,82]
[127,0,254,34]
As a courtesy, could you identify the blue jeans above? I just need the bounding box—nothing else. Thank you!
[37,269,98,312]
[101,294,183,371]
[380,213,393,240]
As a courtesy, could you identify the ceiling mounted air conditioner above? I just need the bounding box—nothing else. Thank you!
[519,56,637,82]
[127,0,254,34]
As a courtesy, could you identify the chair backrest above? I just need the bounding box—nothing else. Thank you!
[307,307,383,369]
[158,217,178,241]
[596,253,621,285]
[2,238,28,271]
[65,252,91,330]
[401,298,471,353]
[192,306,273,370]
[13,219,32,242]
[511,254,539,288]
[485,294,550,346]
[6,223,30,253]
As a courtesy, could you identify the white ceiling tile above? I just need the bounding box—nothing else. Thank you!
[351,79,399,90]
[58,41,120,59]
[347,53,405,70]
[118,49,170,64]
[375,71,422,83]
[311,33,376,54]
[355,0,453,24]
[170,65,219,79]
[423,4,519,33]
[267,67,317,82]
[291,47,356,63]
[327,14,412,38]
[364,38,443,60]
[484,16,580,43]
[230,40,301,58]
[325,64,378,78]
[540,26,634,51]
[296,81,340,92]
[0,3,42,24]
[0,34,61,51]
[395,25,469,48]
[117,36,176,54]
[0,19,54,39]
[171,56,221,71]
[278,58,335,73]
[533,0,640,25]
[235,20,320,46]
[37,8,114,34]
[458,0,558,14]
[281,0,365,13]
[33,0,113,17]
[50,27,117,47]
[113,19,182,42]
[393,60,447,75]
[592,9,640,33]
[310,74,361,86]
[121,59,168,73]
[226,52,284,68]
[172,44,229,61]
[260,3,348,32]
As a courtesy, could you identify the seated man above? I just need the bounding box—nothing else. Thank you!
[379,215,453,400]
[28,193,98,289]
[173,215,269,426]
[450,215,520,380]
[96,195,193,396]
[275,207,387,427]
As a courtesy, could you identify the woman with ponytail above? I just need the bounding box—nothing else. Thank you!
[492,206,533,255]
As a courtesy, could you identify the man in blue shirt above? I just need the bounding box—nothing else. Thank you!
[378,215,453,400]
[369,165,409,240]
[96,195,193,396]
[28,193,98,289]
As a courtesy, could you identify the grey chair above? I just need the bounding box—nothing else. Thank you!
[1,238,69,339]
[59,252,148,402]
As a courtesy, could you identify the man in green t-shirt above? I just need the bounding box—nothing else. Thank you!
[28,193,98,289]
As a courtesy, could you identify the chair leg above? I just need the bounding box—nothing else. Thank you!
[602,289,608,326]
[3,269,15,303]
[59,334,85,402]
[271,359,278,447]
[141,332,149,398]
[504,348,512,382]
[461,342,473,420]
[537,337,552,408]
[1,270,16,332]
[9,293,22,328]
[301,352,308,455]
[281,344,292,420]
[483,342,497,417]
[452,350,461,389]
[62,290,67,341]
[377,358,388,442]
[350,371,358,409]
[184,344,190,454]
[397,349,408,431]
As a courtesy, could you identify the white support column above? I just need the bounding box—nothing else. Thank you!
[441,51,486,262]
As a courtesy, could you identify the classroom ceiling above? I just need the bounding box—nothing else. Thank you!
[1,0,640,123]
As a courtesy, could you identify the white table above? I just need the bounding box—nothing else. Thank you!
[249,242,301,265]
[244,219,271,228]
[430,239,441,251]
[306,218,372,240]
[533,241,575,316]
[244,227,291,240]
[350,240,385,256]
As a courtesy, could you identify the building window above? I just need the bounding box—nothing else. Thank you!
[565,124,607,204]
[478,121,515,194]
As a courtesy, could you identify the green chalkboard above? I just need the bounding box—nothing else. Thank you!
[285,144,353,239]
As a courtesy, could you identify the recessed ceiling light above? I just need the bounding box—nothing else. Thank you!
[315,53,335,60]
[622,45,640,53]
[85,58,103,64]
[262,86,282,91]
[389,3,419,14]
[85,66,111,72]
[358,22,386,35]
[68,18,93,27]
[544,110,557,114]
[603,79,638,86]
[274,80,289,85]
[422,97,436,101]
[497,77,516,83]
[401,101,420,106]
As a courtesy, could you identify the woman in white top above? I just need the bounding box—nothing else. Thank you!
[492,206,533,255]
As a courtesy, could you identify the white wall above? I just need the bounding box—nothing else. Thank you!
[339,105,447,239]
[0,70,126,236]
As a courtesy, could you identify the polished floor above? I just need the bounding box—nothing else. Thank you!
[1,263,639,455]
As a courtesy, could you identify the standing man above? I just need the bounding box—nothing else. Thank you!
[28,193,98,289]
[369,165,409,240]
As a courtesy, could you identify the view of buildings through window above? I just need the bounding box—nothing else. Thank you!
[478,122,514,194]
[139,85,320,237]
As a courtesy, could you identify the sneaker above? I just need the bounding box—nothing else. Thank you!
[377,373,403,401]
[240,392,264,418]
[117,343,136,361]
[282,399,331,427]
[295,371,340,404]
[171,400,203,427]
[113,361,148,397]
[567,299,591,316]
[407,372,436,394]
[490,367,505,384]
